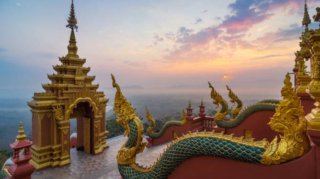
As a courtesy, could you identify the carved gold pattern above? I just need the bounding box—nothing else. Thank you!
[261,74,310,165]
[53,105,64,121]
[306,28,320,131]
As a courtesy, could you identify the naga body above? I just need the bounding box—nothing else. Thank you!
[111,74,310,179]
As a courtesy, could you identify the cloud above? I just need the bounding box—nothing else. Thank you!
[161,0,312,62]
[153,35,164,45]
[253,24,302,48]
[195,18,202,24]
[251,54,291,60]
[0,48,6,53]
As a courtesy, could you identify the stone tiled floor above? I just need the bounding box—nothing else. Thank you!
[32,136,167,179]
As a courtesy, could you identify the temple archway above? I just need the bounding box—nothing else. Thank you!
[69,101,95,154]
[28,0,108,169]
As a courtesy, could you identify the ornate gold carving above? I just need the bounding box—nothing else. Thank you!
[145,107,156,134]
[226,85,243,117]
[295,18,312,94]
[306,27,320,131]
[53,105,64,121]
[65,84,101,111]
[111,74,146,165]
[261,74,310,165]
[208,82,228,121]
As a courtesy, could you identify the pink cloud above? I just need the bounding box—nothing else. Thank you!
[161,0,314,62]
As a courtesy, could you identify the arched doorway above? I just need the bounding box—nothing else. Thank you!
[70,102,94,154]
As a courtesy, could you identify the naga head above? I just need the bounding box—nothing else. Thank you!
[145,107,156,134]
[111,74,137,136]
[111,74,146,165]
[208,82,228,120]
[270,74,305,134]
[262,73,309,165]
[208,82,224,107]
[226,85,243,117]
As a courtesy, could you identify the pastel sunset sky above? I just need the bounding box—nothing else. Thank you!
[0,0,319,99]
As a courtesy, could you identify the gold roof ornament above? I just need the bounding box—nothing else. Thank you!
[66,0,78,58]
[302,0,311,30]
[66,0,78,30]
[16,121,27,142]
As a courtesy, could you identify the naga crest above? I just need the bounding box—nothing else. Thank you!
[208,82,228,120]
[226,85,243,117]
[111,74,146,165]
[145,107,156,134]
[261,73,310,165]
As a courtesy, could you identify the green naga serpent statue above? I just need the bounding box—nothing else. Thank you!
[145,107,186,138]
[208,82,279,128]
[112,74,309,179]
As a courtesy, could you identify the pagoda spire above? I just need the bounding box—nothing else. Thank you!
[66,0,78,57]
[302,0,311,30]
[16,121,27,142]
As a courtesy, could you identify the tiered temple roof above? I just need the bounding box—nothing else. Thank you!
[29,0,105,105]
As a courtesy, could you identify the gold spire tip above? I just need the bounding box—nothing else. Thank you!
[66,0,78,30]
[16,121,27,142]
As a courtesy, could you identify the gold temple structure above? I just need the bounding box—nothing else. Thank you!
[28,0,108,169]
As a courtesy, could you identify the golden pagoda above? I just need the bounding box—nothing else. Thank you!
[28,0,108,169]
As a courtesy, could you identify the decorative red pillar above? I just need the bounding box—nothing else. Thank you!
[186,101,193,121]
[198,100,206,118]
[7,122,35,179]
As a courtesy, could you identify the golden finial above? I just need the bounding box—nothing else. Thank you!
[16,121,27,142]
[302,0,311,30]
[66,0,78,57]
[66,0,78,30]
